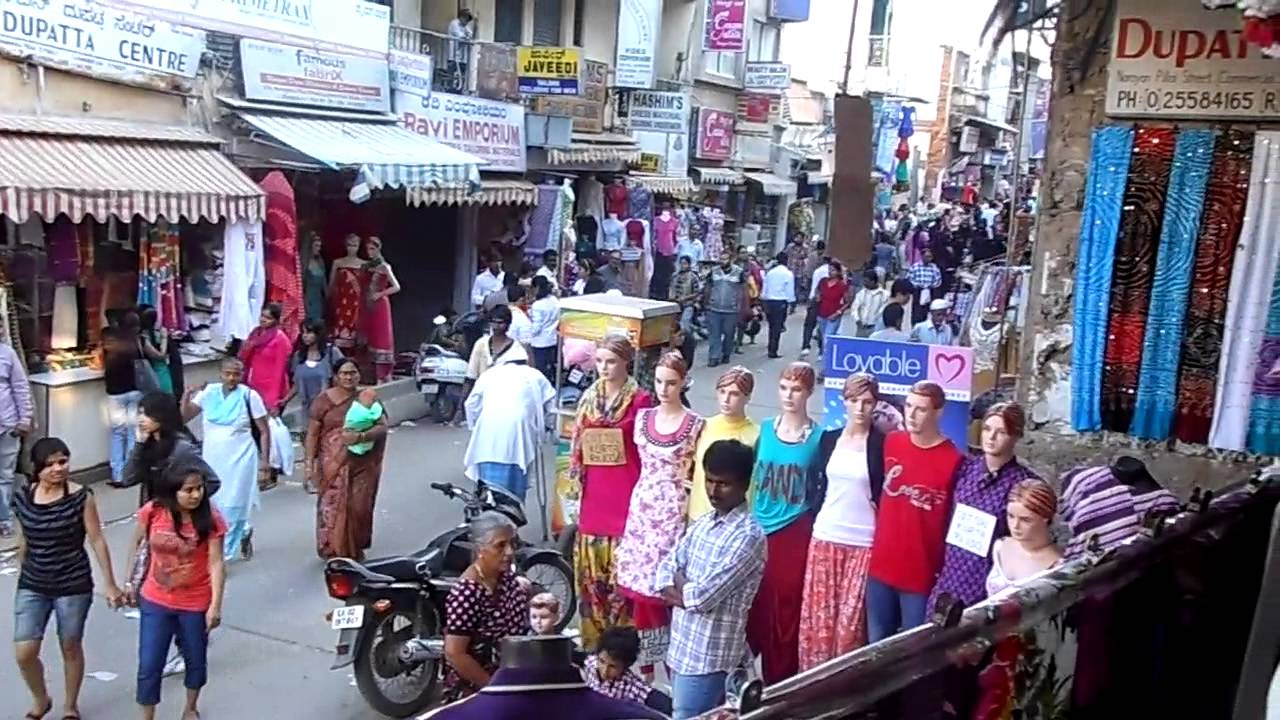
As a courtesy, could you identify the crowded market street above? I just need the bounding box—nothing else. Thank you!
[0,333,803,719]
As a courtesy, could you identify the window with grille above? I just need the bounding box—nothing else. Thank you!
[533,0,562,46]
[867,0,892,67]
[494,0,523,44]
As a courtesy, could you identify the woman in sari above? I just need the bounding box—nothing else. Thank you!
[307,356,388,561]
[182,358,270,561]
[568,336,654,649]
[362,237,401,383]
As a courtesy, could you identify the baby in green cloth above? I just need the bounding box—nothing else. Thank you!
[344,387,384,455]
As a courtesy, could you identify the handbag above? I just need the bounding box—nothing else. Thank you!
[133,341,160,393]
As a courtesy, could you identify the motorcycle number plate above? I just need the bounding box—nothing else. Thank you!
[422,383,439,394]
[330,605,365,630]
[567,369,583,384]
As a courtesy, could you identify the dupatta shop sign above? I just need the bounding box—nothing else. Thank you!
[702,0,746,52]
[400,92,526,173]
[1106,0,1280,119]
[696,107,735,160]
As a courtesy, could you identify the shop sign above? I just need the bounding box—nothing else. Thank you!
[476,42,519,102]
[241,38,389,113]
[738,94,774,123]
[104,0,389,56]
[702,0,746,52]
[768,0,810,22]
[734,133,771,168]
[626,90,690,177]
[399,92,526,173]
[615,0,661,88]
[389,50,432,103]
[635,153,661,173]
[744,61,790,93]
[0,0,206,82]
[517,46,581,96]
[532,59,607,132]
[822,335,974,449]
[696,107,735,160]
[1106,0,1280,119]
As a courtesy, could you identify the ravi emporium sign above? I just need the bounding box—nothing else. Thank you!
[1106,0,1280,119]
[399,91,526,173]
[822,335,974,449]
[0,0,206,81]
[516,45,580,95]
[240,37,389,112]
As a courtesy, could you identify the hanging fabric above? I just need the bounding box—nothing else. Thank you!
[260,171,304,343]
[1130,129,1215,439]
[1248,266,1280,455]
[1172,129,1254,444]
[1209,131,1280,451]
[1071,125,1134,432]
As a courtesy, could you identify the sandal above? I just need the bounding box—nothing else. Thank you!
[240,529,254,561]
[25,699,52,719]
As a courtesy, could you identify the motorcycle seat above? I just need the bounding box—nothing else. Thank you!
[363,547,445,580]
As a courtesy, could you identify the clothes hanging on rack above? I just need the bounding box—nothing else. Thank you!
[1131,129,1215,440]
[1209,130,1280,451]
[702,207,725,261]
[627,184,653,225]
[137,225,184,332]
[1071,126,1134,432]
[1101,125,1176,433]
[1247,266,1280,455]
[260,171,304,343]
[1172,129,1254,444]
[218,220,266,343]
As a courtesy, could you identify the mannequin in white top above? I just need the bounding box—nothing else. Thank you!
[600,212,625,252]
[986,479,1062,598]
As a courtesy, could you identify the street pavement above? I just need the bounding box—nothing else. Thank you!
[0,316,814,719]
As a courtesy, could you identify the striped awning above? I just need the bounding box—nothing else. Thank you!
[236,112,484,190]
[546,131,642,166]
[693,166,745,185]
[408,179,539,207]
[744,171,798,196]
[628,174,697,195]
[0,119,264,224]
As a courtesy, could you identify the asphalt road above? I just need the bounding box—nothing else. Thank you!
[0,316,811,719]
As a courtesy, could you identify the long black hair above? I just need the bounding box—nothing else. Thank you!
[294,319,331,363]
[154,460,216,543]
[30,436,70,478]
[138,391,194,467]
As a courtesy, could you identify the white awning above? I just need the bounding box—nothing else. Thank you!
[743,171,797,196]
[407,179,538,207]
[236,111,484,190]
[693,166,744,185]
[628,174,697,195]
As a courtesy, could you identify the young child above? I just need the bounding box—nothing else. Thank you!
[344,387,383,455]
[529,592,560,636]
[582,626,655,707]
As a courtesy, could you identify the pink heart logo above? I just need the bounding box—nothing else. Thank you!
[934,353,967,384]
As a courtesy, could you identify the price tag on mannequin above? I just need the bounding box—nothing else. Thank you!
[945,503,998,557]
[581,428,626,466]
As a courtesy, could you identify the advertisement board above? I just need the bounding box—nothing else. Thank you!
[744,61,791,93]
[105,0,389,55]
[702,0,746,52]
[517,46,581,96]
[241,38,389,112]
[1106,0,1280,119]
[627,90,691,177]
[533,59,607,132]
[769,0,810,21]
[399,92,525,173]
[476,42,519,102]
[822,336,974,449]
[695,107,735,161]
[615,0,662,88]
[0,0,206,82]
[389,50,432,102]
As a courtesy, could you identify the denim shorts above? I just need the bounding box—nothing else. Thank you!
[13,588,93,643]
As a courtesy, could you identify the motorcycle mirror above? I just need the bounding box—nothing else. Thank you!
[433,315,447,326]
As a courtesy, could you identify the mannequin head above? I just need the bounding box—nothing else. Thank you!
[778,362,815,416]
[594,336,634,384]
[904,381,945,438]
[716,366,754,419]
[308,234,323,260]
[1006,479,1057,549]
[981,403,1026,461]
[842,373,878,432]
[653,351,688,407]
[343,233,361,257]
[364,236,383,261]
[528,592,560,636]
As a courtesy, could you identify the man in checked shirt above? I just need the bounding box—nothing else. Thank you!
[655,439,766,719]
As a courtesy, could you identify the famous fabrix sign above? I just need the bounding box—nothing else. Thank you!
[0,0,206,82]
[240,37,389,113]
[822,335,975,448]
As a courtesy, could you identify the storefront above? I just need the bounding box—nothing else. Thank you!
[0,115,266,473]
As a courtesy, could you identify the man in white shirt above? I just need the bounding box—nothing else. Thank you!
[463,342,555,503]
[911,299,956,345]
[506,285,534,347]
[849,269,890,338]
[799,257,832,357]
[980,201,1000,240]
[533,248,559,292]
[447,9,474,90]
[470,254,505,309]
[761,252,795,359]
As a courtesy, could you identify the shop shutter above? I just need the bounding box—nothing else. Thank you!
[494,0,523,44]
[533,0,562,46]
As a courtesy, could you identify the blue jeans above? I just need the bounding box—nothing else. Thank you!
[107,390,142,482]
[706,310,736,365]
[866,576,929,643]
[671,671,727,719]
[137,598,209,706]
[0,431,19,524]
[13,589,92,642]
[820,315,843,339]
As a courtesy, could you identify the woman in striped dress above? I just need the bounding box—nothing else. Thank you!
[12,437,124,720]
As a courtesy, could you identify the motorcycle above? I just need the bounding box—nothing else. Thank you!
[323,480,575,717]
[415,313,483,422]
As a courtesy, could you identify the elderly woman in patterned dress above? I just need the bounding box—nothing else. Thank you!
[613,352,705,672]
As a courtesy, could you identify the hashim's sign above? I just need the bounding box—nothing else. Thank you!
[241,38,389,112]
[400,92,525,173]
[1106,0,1280,119]
[627,90,690,177]
[517,46,580,96]
[744,61,791,93]
[0,0,206,81]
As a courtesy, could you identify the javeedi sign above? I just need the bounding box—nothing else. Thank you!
[516,45,580,95]
[822,335,975,449]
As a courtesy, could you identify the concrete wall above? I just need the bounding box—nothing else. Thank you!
[0,59,193,124]
[656,0,697,83]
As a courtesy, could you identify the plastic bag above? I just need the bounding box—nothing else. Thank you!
[267,416,294,471]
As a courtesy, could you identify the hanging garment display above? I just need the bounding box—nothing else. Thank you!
[1248,267,1280,455]
[702,207,725,261]
[137,225,184,332]
[218,220,266,343]
[260,171,304,343]
[1100,126,1176,433]
[1173,129,1255,444]
[577,176,605,248]
[1071,126,1134,432]
[1209,131,1280,452]
[1130,129,1215,440]
[628,184,653,225]
[526,185,561,255]
[604,179,629,218]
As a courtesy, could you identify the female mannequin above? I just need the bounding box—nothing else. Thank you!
[328,234,365,351]
[614,352,704,669]
[362,236,401,382]
[687,367,758,522]
[303,233,327,324]
[568,336,655,649]
[746,362,824,684]
[601,212,625,253]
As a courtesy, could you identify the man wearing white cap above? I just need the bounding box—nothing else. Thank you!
[463,342,555,503]
[911,299,956,345]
